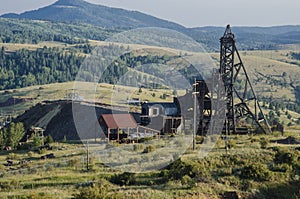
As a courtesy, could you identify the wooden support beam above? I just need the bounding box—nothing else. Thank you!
[136,127,138,143]
[108,128,110,143]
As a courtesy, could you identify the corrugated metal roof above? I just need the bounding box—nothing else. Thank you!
[101,114,137,129]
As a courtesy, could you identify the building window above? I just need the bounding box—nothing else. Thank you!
[149,107,159,117]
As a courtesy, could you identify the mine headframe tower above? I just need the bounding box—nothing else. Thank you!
[220,25,271,134]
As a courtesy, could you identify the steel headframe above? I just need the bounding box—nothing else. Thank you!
[219,24,272,134]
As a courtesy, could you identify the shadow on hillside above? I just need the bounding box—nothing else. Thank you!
[253,180,300,199]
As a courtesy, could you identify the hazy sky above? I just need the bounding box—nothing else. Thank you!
[0,0,299,27]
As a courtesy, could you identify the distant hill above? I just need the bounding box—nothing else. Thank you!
[1,0,185,31]
[189,26,300,51]
[1,0,300,50]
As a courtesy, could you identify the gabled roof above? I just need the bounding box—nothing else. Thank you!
[101,114,137,129]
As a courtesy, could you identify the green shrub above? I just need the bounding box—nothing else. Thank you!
[133,144,144,151]
[73,179,114,199]
[143,145,156,153]
[274,149,297,164]
[191,162,211,182]
[27,151,34,158]
[181,175,196,188]
[251,137,259,143]
[45,134,54,144]
[260,137,269,149]
[25,192,55,199]
[73,184,108,199]
[241,163,272,181]
[62,135,67,143]
[196,136,204,144]
[68,158,80,169]
[0,180,21,190]
[166,159,210,183]
[0,164,5,172]
[33,135,43,147]
[6,153,17,160]
[38,148,47,154]
[269,163,292,173]
[110,172,136,186]
[227,139,236,149]
[167,159,193,180]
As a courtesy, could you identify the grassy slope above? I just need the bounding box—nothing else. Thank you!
[0,81,177,118]
[0,42,300,198]
[1,41,300,124]
[0,133,299,198]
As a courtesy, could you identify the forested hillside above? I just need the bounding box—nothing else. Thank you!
[0,18,122,44]
[0,46,84,89]
[0,45,189,90]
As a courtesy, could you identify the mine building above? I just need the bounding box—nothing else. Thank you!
[99,113,139,142]
[140,98,182,134]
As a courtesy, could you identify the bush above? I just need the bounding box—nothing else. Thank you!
[110,172,136,186]
[133,144,144,151]
[27,151,34,158]
[38,148,47,154]
[241,163,272,181]
[143,145,156,153]
[6,153,17,160]
[269,163,293,173]
[62,135,67,143]
[33,135,43,147]
[0,180,21,190]
[227,139,236,149]
[274,149,298,165]
[181,175,196,188]
[74,187,103,199]
[251,137,259,143]
[69,158,80,169]
[45,135,54,144]
[196,135,204,144]
[25,192,55,199]
[166,158,210,183]
[260,137,269,149]
[167,159,193,180]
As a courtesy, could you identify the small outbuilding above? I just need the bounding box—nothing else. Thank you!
[99,114,138,142]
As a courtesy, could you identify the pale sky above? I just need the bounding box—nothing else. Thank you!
[0,0,299,27]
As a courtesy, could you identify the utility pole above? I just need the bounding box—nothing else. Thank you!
[86,140,89,171]
[192,79,199,150]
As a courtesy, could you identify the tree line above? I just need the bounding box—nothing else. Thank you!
[0,46,85,89]
[0,18,122,44]
[0,45,187,90]
[0,122,24,150]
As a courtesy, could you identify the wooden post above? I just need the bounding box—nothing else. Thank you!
[108,128,110,143]
[127,128,130,141]
[41,129,44,146]
[86,140,89,171]
[117,128,120,143]
[136,127,138,143]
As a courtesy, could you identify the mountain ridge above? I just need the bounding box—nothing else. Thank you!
[1,0,300,51]
[1,0,186,30]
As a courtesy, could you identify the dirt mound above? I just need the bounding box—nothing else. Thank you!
[15,100,131,141]
[0,97,33,107]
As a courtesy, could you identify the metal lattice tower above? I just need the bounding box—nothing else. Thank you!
[220,25,271,134]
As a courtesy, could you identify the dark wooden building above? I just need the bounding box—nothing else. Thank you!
[140,98,182,134]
